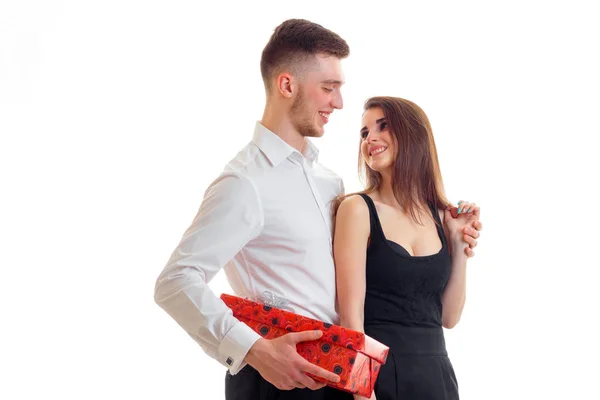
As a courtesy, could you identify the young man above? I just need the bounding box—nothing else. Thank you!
[154,19,482,400]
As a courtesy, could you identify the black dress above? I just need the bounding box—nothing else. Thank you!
[358,194,459,400]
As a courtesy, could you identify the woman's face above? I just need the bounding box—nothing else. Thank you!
[360,107,396,173]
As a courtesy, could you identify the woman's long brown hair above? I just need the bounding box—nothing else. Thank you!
[332,96,450,226]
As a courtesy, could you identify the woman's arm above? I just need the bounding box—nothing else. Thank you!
[440,244,468,329]
[333,195,374,399]
[440,203,480,328]
[333,195,371,333]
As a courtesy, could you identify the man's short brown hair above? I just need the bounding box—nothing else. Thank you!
[260,19,350,92]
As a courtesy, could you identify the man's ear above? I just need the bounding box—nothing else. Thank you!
[275,72,295,99]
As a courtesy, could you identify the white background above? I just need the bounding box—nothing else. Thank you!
[1,1,598,399]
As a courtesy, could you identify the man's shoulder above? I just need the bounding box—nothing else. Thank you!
[203,142,264,196]
[222,141,262,176]
[314,162,344,194]
[317,162,342,178]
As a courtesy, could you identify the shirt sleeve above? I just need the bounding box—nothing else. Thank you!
[338,177,346,197]
[154,172,263,374]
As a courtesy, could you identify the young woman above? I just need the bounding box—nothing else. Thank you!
[333,96,481,400]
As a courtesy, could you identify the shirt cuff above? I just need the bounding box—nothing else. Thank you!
[218,320,261,375]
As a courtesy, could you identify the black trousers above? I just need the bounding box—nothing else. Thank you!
[225,366,353,400]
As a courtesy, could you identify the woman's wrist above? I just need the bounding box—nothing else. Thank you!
[450,237,469,260]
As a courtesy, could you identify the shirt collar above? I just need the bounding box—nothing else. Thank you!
[252,121,320,167]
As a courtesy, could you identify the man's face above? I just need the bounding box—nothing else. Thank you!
[290,54,345,138]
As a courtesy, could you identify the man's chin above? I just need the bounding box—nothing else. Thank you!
[296,120,325,138]
[302,131,323,138]
[308,125,325,138]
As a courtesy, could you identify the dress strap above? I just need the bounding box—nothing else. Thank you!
[429,204,448,248]
[358,194,386,245]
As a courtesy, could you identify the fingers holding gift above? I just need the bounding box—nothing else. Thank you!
[302,358,341,384]
[296,372,327,390]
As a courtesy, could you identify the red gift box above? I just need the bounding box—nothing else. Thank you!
[220,293,389,397]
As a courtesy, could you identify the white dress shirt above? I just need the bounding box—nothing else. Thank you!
[154,122,345,374]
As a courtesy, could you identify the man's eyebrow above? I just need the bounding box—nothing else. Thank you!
[321,79,344,85]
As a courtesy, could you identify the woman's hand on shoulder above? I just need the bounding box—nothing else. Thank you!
[444,200,481,257]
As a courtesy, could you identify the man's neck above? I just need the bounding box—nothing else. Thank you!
[261,107,305,153]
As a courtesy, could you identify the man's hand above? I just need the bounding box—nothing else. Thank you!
[245,330,341,391]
